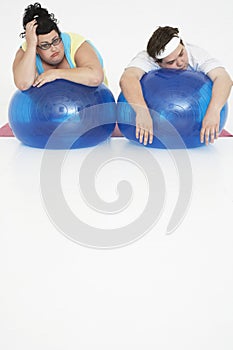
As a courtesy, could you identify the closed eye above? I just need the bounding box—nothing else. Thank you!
[167,60,175,65]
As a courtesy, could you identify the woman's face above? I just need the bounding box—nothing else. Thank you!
[36,30,64,66]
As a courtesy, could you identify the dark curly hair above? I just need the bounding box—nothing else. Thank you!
[147,26,184,62]
[20,2,61,38]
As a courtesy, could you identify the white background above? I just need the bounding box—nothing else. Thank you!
[1,1,233,349]
[0,0,232,130]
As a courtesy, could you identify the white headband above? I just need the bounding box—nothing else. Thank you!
[156,36,181,59]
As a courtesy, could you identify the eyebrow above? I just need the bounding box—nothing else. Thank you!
[165,48,184,64]
[39,36,59,44]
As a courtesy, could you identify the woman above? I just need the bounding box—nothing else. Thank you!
[13,2,107,91]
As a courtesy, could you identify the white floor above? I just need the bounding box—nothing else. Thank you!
[0,136,233,349]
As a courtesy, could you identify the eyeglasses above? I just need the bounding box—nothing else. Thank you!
[37,37,62,50]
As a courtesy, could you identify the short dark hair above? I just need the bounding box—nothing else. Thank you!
[20,2,61,38]
[147,26,183,62]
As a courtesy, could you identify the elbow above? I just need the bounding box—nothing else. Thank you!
[89,70,104,87]
[14,79,32,91]
[17,84,31,91]
[92,76,103,87]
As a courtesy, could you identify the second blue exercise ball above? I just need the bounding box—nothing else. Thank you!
[117,69,228,148]
[9,79,116,149]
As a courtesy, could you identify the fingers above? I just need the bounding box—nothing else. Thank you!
[26,19,38,32]
[136,126,153,145]
[135,125,140,140]
[200,125,219,145]
[33,79,41,87]
[29,19,38,27]
[33,77,44,88]
[210,129,218,143]
[148,130,154,144]
[143,130,149,145]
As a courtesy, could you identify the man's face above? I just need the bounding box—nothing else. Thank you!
[158,44,188,70]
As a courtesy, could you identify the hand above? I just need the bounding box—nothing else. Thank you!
[200,111,220,145]
[135,107,154,145]
[33,70,59,87]
[25,19,38,48]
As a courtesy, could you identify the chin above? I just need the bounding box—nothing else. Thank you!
[50,58,63,66]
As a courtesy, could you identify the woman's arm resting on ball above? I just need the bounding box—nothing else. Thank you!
[120,67,154,145]
[200,67,232,145]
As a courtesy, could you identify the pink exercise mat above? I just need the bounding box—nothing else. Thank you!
[0,122,232,138]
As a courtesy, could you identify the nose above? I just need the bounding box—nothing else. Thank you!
[176,57,184,68]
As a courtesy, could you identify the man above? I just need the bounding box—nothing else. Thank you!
[119,26,232,145]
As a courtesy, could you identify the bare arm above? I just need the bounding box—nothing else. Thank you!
[33,41,104,87]
[119,67,153,145]
[200,67,232,145]
[13,20,38,90]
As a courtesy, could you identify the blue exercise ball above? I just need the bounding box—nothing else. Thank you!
[9,79,116,149]
[117,69,228,148]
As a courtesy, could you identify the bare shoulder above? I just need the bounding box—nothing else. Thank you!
[74,41,100,66]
